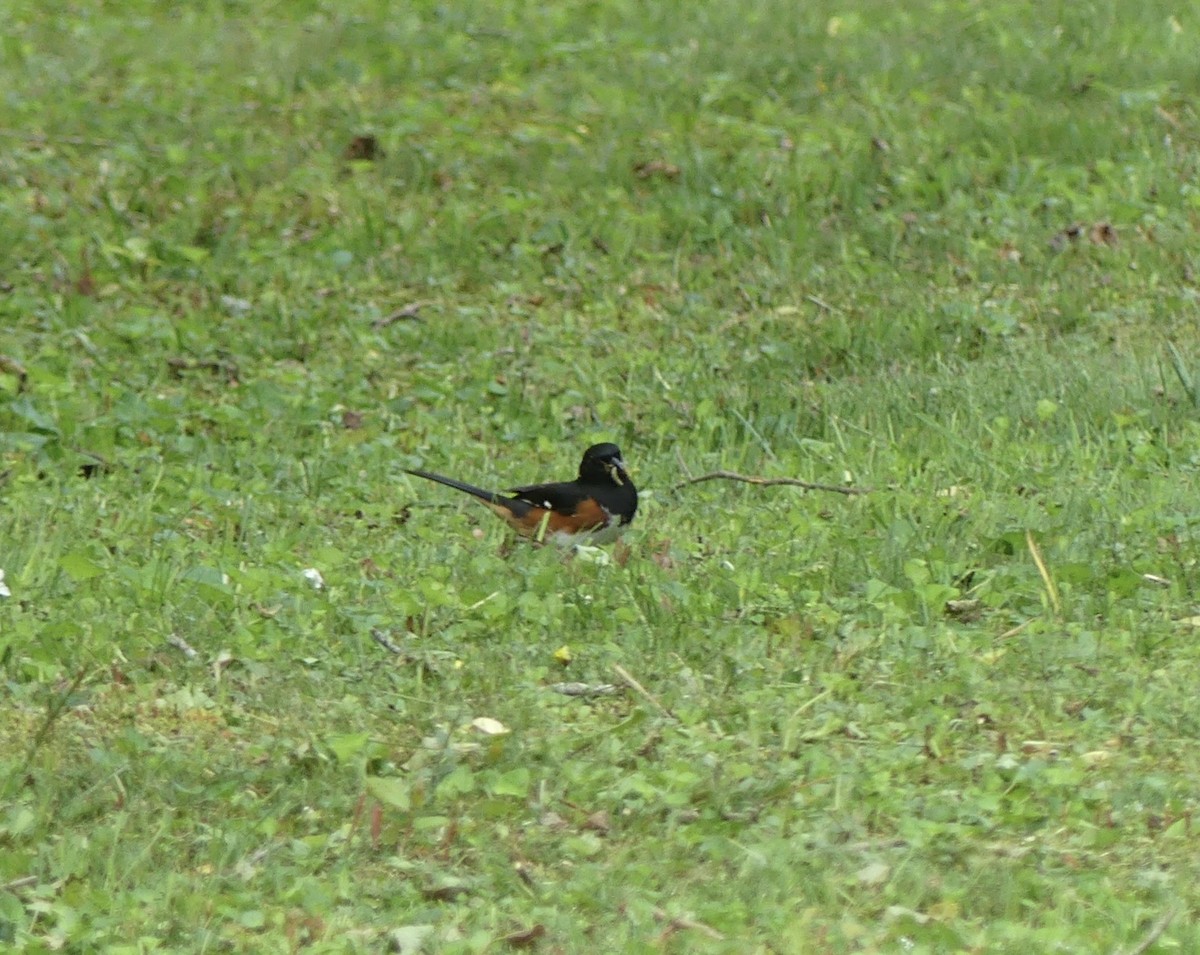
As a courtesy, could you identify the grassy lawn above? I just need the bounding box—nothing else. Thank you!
[4,0,1200,950]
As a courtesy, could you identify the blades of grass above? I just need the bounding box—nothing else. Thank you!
[1026,531,1061,617]
[1165,340,1198,407]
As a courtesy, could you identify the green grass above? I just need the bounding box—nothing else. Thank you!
[4,0,1200,950]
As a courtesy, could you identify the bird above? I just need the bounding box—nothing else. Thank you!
[404,442,637,545]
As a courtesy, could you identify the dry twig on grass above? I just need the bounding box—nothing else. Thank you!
[613,664,675,720]
[166,633,198,659]
[371,301,432,329]
[672,470,869,495]
[653,907,727,942]
[370,628,407,655]
[1113,908,1176,955]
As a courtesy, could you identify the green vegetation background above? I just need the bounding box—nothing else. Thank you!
[3,0,1200,950]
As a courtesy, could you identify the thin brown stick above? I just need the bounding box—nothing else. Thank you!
[998,618,1035,640]
[806,293,840,313]
[672,470,869,495]
[372,301,432,329]
[673,446,695,482]
[613,664,675,720]
[1026,530,1061,615]
[166,633,198,659]
[652,907,727,941]
[0,128,162,152]
[370,628,407,655]
[1114,908,1176,955]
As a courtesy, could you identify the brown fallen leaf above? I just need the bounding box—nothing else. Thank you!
[372,301,430,329]
[75,249,96,297]
[502,924,546,948]
[996,243,1022,264]
[359,557,384,578]
[649,539,676,570]
[545,682,620,698]
[343,134,381,161]
[0,354,28,393]
[944,599,982,622]
[1089,221,1117,246]
[653,908,726,942]
[633,159,680,180]
[1049,222,1084,252]
[421,880,471,902]
[284,911,326,949]
[1050,220,1117,252]
[342,410,364,430]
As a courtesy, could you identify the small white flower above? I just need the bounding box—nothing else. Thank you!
[0,569,9,598]
[302,568,325,590]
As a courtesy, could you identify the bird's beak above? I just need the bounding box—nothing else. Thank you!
[608,459,627,485]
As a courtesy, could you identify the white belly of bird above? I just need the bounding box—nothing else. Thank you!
[548,510,626,546]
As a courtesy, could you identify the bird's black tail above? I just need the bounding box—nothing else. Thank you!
[404,468,535,518]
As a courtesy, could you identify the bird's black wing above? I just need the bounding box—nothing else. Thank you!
[505,479,591,515]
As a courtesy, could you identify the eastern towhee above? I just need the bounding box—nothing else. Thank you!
[404,442,637,545]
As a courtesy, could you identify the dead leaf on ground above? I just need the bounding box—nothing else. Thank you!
[944,599,983,622]
[633,159,680,180]
[649,539,675,570]
[1049,226,1079,252]
[341,410,364,430]
[502,924,546,949]
[1050,221,1118,252]
[470,716,509,736]
[582,810,611,834]
[1089,221,1118,246]
[284,911,326,949]
[505,292,545,309]
[75,249,97,297]
[0,355,28,393]
[546,682,620,698]
[388,925,436,954]
[996,243,1022,264]
[372,302,429,328]
[421,880,471,902]
[343,135,381,161]
[856,860,891,886]
[370,628,407,655]
[652,908,726,942]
